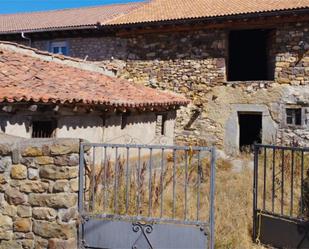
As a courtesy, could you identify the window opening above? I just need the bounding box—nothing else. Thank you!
[32,120,56,138]
[286,108,302,126]
[49,41,69,56]
[156,114,167,136]
[228,29,274,81]
[121,113,129,130]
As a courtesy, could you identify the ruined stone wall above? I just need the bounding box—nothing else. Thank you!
[0,135,82,249]
[31,29,226,146]
[28,20,309,152]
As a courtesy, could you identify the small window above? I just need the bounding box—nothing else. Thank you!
[156,114,167,136]
[32,120,56,138]
[121,113,128,130]
[286,108,302,126]
[49,41,69,56]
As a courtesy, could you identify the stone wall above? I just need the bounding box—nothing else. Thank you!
[0,135,82,249]
[27,20,309,152]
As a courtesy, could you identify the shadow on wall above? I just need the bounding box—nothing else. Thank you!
[0,111,175,133]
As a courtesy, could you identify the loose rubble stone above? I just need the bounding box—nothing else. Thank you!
[22,147,43,157]
[0,214,13,240]
[14,218,32,233]
[34,237,48,249]
[5,188,27,205]
[0,156,12,173]
[54,154,79,166]
[0,144,11,156]
[28,168,39,180]
[33,220,76,239]
[19,239,34,249]
[36,156,54,165]
[11,164,27,179]
[0,174,7,184]
[1,202,17,217]
[58,208,78,223]
[48,238,77,249]
[12,149,21,164]
[32,208,57,221]
[29,193,77,208]
[21,157,36,168]
[17,205,32,218]
[19,181,49,193]
[39,165,78,180]
[50,142,79,155]
[53,180,69,193]
[69,179,79,192]
[0,240,22,249]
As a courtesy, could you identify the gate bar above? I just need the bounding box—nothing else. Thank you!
[253,145,259,240]
[78,143,85,248]
[209,147,216,249]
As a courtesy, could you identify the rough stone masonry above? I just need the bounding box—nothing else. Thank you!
[0,135,82,249]
[27,20,309,154]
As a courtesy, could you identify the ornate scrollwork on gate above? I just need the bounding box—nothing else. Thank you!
[132,222,154,249]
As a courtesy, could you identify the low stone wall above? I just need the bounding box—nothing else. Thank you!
[0,135,82,249]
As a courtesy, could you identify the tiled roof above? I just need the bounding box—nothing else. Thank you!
[108,0,309,25]
[0,2,144,34]
[0,42,188,108]
[1,0,308,34]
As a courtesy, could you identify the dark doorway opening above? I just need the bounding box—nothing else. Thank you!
[228,29,275,81]
[238,113,262,151]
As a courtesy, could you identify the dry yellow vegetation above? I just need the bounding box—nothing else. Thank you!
[88,152,271,249]
[214,160,265,249]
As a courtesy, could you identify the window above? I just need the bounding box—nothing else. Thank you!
[228,29,275,81]
[49,41,69,56]
[32,120,56,138]
[121,113,129,130]
[286,108,302,126]
[156,114,167,136]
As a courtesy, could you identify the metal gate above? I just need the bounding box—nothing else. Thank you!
[78,143,216,249]
[253,144,309,248]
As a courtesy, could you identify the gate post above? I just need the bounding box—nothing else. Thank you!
[78,142,85,248]
[209,147,216,249]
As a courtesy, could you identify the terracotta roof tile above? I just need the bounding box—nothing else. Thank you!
[0,2,144,34]
[1,0,308,33]
[108,0,309,25]
[0,42,188,108]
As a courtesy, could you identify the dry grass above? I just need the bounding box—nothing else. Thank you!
[85,148,307,249]
[214,161,263,249]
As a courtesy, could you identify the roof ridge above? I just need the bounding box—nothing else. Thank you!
[0,1,145,16]
[0,41,115,77]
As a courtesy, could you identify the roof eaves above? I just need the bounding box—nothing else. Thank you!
[0,24,99,35]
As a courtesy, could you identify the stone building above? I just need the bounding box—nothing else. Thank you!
[0,42,188,146]
[1,0,309,154]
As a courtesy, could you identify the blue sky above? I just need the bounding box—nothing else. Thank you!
[0,0,145,14]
